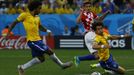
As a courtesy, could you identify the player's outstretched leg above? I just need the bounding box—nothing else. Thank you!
[74,54,98,67]
[18,65,24,75]
[46,49,73,69]
[17,57,41,75]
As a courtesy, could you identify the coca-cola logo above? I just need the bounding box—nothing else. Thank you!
[0,36,29,49]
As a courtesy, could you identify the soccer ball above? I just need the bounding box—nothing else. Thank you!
[91,72,101,75]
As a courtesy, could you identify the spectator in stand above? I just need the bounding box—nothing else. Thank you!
[74,0,83,8]
[7,3,16,14]
[49,0,56,9]
[92,0,102,14]
[113,0,125,12]
[41,0,53,14]
[57,0,67,7]
[63,4,74,14]
[74,25,82,36]
[1,26,13,36]
[122,0,134,14]
[100,0,119,13]
[0,3,8,14]
[15,0,29,13]
[70,25,82,36]
[62,25,71,36]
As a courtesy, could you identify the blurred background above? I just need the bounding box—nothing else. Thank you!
[0,0,134,75]
[0,0,134,49]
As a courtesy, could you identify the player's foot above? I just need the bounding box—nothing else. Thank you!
[74,56,80,67]
[18,65,24,75]
[62,61,73,69]
[90,64,97,69]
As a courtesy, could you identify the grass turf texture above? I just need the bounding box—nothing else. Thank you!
[0,49,134,75]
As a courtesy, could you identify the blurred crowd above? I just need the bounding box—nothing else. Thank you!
[0,0,134,14]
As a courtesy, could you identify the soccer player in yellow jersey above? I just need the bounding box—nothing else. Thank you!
[6,1,72,75]
[91,21,131,74]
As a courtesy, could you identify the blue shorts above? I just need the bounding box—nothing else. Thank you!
[99,54,119,71]
[27,40,50,57]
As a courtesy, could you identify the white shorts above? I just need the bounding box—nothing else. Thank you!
[84,31,97,54]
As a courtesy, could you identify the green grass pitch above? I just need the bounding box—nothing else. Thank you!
[0,49,134,75]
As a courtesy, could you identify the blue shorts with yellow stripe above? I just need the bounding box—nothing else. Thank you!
[99,54,119,71]
[27,40,50,57]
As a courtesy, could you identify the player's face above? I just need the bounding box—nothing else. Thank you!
[83,4,91,11]
[96,26,103,35]
[34,6,41,15]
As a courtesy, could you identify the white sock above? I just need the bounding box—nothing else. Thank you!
[96,63,100,67]
[21,57,41,70]
[50,53,63,67]
[105,70,115,74]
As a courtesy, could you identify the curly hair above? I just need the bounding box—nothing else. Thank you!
[92,21,104,31]
[28,1,42,11]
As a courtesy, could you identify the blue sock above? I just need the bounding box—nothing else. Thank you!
[78,54,96,61]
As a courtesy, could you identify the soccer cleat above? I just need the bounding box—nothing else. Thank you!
[74,56,80,67]
[90,64,97,69]
[62,61,73,69]
[18,65,24,75]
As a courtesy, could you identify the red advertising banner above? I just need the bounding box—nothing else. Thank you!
[0,36,55,49]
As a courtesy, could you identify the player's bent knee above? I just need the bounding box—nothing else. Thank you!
[93,52,99,59]
[37,56,45,62]
[45,49,54,55]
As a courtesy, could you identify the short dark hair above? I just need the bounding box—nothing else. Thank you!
[28,1,42,11]
[83,1,92,6]
[92,21,104,31]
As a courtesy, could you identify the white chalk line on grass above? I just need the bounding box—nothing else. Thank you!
[126,69,134,72]
[77,69,134,75]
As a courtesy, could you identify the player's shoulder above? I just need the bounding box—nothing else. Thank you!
[19,12,28,17]
[95,34,101,40]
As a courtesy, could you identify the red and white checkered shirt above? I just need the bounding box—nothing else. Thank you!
[81,11,98,32]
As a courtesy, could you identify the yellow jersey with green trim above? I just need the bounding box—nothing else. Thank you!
[94,32,110,61]
[17,12,41,41]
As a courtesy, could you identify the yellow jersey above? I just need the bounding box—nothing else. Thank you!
[94,32,110,61]
[17,12,41,41]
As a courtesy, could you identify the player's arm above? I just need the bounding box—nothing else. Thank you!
[39,23,51,35]
[95,10,111,21]
[92,42,111,49]
[76,8,83,24]
[39,24,51,33]
[109,34,131,40]
[6,20,20,37]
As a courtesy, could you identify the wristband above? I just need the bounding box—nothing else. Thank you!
[120,35,124,38]
[47,29,51,33]
[101,45,105,48]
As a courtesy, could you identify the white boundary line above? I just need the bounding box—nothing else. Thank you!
[77,69,134,75]
[126,69,134,72]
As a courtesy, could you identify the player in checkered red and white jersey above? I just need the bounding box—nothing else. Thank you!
[74,1,110,67]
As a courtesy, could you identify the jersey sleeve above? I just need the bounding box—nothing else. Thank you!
[17,13,26,22]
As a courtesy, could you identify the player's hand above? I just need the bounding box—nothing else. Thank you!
[80,8,84,13]
[104,44,111,48]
